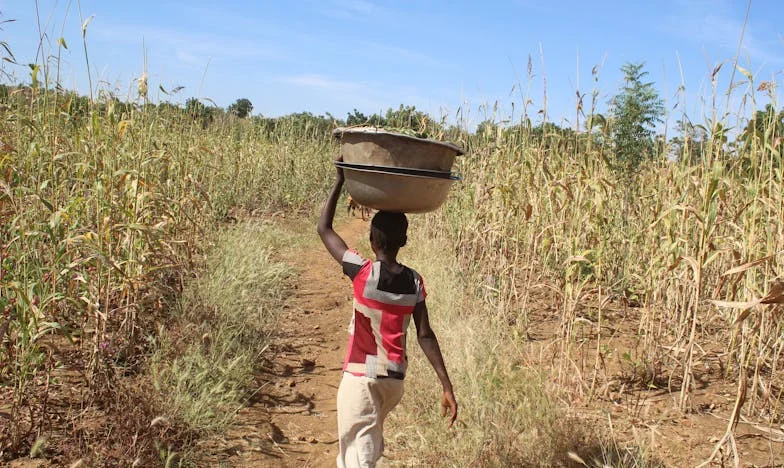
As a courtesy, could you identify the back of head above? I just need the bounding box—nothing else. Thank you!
[370,211,408,253]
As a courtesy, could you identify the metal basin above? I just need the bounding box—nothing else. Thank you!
[333,127,464,172]
[336,161,454,179]
[336,162,459,213]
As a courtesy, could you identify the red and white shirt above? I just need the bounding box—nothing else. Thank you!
[341,249,426,379]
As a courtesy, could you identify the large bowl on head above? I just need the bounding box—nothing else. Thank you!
[336,161,454,179]
[333,127,464,172]
[336,161,459,213]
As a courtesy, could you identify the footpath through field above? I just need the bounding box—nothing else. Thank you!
[199,216,368,467]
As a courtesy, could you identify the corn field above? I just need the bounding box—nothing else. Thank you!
[2,50,783,465]
[425,89,784,441]
[0,84,334,458]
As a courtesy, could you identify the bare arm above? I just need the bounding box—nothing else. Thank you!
[413,300,457,427]
[317,164,349,264]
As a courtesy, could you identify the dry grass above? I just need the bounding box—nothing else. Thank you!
[148,221,295,462]
[388,228,663,467]
[409,78,783,464]
[3,18,783,465]
[0,82,335,462]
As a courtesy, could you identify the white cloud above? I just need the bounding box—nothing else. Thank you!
[175,49,204,67]
[356,40,441,67]
[279,73,437,115]
[92,22,287,67]
[700,15,783,65]
[509,0,550,13]
[321,0,384,21]
[333,0,378,15]
[665,3,784,67]
[283,73,372,91]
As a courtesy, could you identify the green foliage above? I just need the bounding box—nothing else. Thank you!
[157,101,180,115]
[383,104,430,133]
[609,62,664,170]
[345,104,446,139]
[184,96,205,118]
[346,108,385,126]
[264,111,339,136]
[184,97,217,127]
[227,98,253,118]
[670,118,708,164]
[740,103,784,157]
[475,119,498,139]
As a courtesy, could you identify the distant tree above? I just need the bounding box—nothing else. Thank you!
[346,108,386,127]
[66,92,90,119]
[740,103,784,155]
[384,105,428,132]
[475,120,498,139]
[103,96,132,121]
[228,98,253,118]
[157,101,180,114]
[346,105,443,138]
[531,121,575,141]
[185,97,217,127]
[273,111,339,135]
[346,109,367,126]
[670,118,707,164]
[185,97,205,118]
[609,62,664,170]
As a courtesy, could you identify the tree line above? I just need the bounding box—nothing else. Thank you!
[2,60,782,170]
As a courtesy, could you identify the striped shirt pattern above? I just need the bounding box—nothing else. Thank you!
[341,249,426,379]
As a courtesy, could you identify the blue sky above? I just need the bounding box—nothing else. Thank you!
[1,1,782,130]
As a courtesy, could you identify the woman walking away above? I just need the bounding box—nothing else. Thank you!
[317,162,458,468]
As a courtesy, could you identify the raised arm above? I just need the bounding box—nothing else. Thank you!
[413,301,458,427]
[317,164,349,264]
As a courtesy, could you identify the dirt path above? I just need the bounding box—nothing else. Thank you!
[199,216,368,467]
[195,214,784,467]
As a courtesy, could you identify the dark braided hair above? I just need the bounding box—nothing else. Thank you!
[370,211,408,253]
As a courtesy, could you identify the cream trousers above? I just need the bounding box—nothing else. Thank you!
[336,372,404,468]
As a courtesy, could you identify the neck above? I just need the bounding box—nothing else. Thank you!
[375,251,398,265]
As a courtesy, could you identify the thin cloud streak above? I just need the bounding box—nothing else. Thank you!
[356,40,443,67]
[177,3,310,41]
[333,0,378,16]
[701,14,783,65]
[664,8,784,67]
[510,0,550,13]
[282,73,374,92]
[322,0,382,20]
[279,73,446,116]
[92,22,288,65]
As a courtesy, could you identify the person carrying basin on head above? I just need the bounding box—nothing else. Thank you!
[317,158,458,468]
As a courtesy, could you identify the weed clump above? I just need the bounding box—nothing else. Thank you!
[150,222,291,455]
